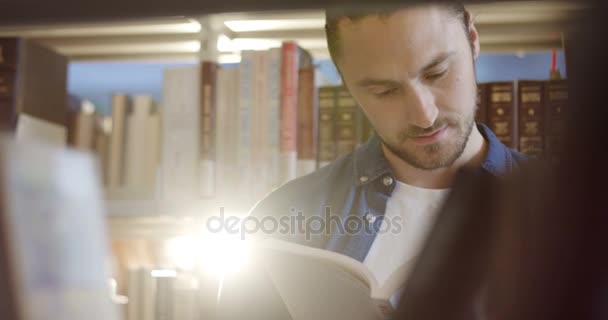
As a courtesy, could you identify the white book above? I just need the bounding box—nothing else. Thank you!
[216,68,240,199]
[238,51,254,200]
[161,66,200,200]
[74,100,97,151]
[221,238,409,320]
[94,116,112,187]
[251,51,271,200]
[124,95,156,192]
[0,136,119,320]
[266,48,282,191]
[108,94,130,188]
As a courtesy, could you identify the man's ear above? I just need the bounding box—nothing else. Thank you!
[466,10,480,60]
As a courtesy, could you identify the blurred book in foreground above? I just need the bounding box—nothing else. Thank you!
[0,135,119,320]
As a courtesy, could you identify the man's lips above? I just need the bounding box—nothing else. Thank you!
[410,126,448,145]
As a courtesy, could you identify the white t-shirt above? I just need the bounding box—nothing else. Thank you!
[363,180,450,290]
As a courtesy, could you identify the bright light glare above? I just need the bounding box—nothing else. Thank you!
[164,231,251,276]
[217,34,282,52]
[165,235,198,270]
[224,19,324,32]
[151,269,178,278]
[199,232,251,276]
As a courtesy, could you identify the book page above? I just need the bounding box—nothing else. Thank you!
[256,239,387,320]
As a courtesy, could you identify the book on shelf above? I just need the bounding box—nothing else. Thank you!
[108,94,130,189]
[315,85,370,166]
[199,61,218,198]
[0,38,68,140]
[0,135,119,320]
[124,95,161,192]
[317,86,339,168]
[296,56,318,177]
[162,66,200,201]
[487,81,518,150]
[517,80,545,157]
[544,79,568,163]
[475,82,488,125]
[279,42,300,185]
[219,238,408,320]
[215,67,240,199]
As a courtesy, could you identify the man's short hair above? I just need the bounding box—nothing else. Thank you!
[325,4,470,63]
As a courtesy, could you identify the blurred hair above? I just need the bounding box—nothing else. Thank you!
[325,3,470,63]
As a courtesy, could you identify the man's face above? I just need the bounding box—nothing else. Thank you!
[335,6,479,170]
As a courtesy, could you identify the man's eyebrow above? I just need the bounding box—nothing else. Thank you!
[356,51,455,88]
[417,51,455,75]
[356,78,402,88]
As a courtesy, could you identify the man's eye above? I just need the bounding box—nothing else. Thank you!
[425,69,448,81]
[374,88,398,97]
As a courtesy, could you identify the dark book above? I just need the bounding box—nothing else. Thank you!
[317,86,338,167]
[544,79,568,162]
[475,83,488,125]
[335,87,360,158]
[487,81,518,149]
[517,80,545,157]
[297,64,318,176]
[0,38,68,132]
[200,61,218,198]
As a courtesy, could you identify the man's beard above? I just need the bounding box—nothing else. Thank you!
[379,110,476,170]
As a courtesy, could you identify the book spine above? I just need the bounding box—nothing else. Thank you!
[296,65,317,177]
[335,87,359,157]
[317,86,338,167]
[17,39,68,127]
[238,51,254,197]
[279,42,299,184]
[199,61,218,198]
[94,116,112,186]
[161,67,200,200]
[251,51,271,199]
[124,95,155,191]
[145,107,161,193]
[0,38,18,131]
[74,102,96,151]
[215,68,240,199]
[475,83,488,125]
[544,79,568,162]
[267,48,282,189]
[487,82,518,149]
[0,70,17,131]
[154,276,173,320]
[108,94,130,188]
[518,81,545,157]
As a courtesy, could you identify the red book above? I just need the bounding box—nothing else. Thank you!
[279,42,299,183]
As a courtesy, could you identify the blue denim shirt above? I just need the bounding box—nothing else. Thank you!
[250,124,526,262]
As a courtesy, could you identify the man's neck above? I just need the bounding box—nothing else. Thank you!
[382,125,487,189]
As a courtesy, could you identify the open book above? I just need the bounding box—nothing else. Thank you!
[219,238,413,320]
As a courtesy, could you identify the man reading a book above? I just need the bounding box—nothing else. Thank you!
[245,2,526,307]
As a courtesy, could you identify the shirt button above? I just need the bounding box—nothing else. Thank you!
[359,176,369,183]
[383,176,394,186]
[365,213,376,223]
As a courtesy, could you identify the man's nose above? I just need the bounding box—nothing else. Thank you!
[403,84,438,129]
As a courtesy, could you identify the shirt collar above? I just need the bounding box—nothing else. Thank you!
[352,123,511,186]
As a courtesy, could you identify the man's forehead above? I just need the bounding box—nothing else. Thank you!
[336,6,459,79]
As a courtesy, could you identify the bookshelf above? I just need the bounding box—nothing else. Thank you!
[0,2,596,320]
[0,2,579,223]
